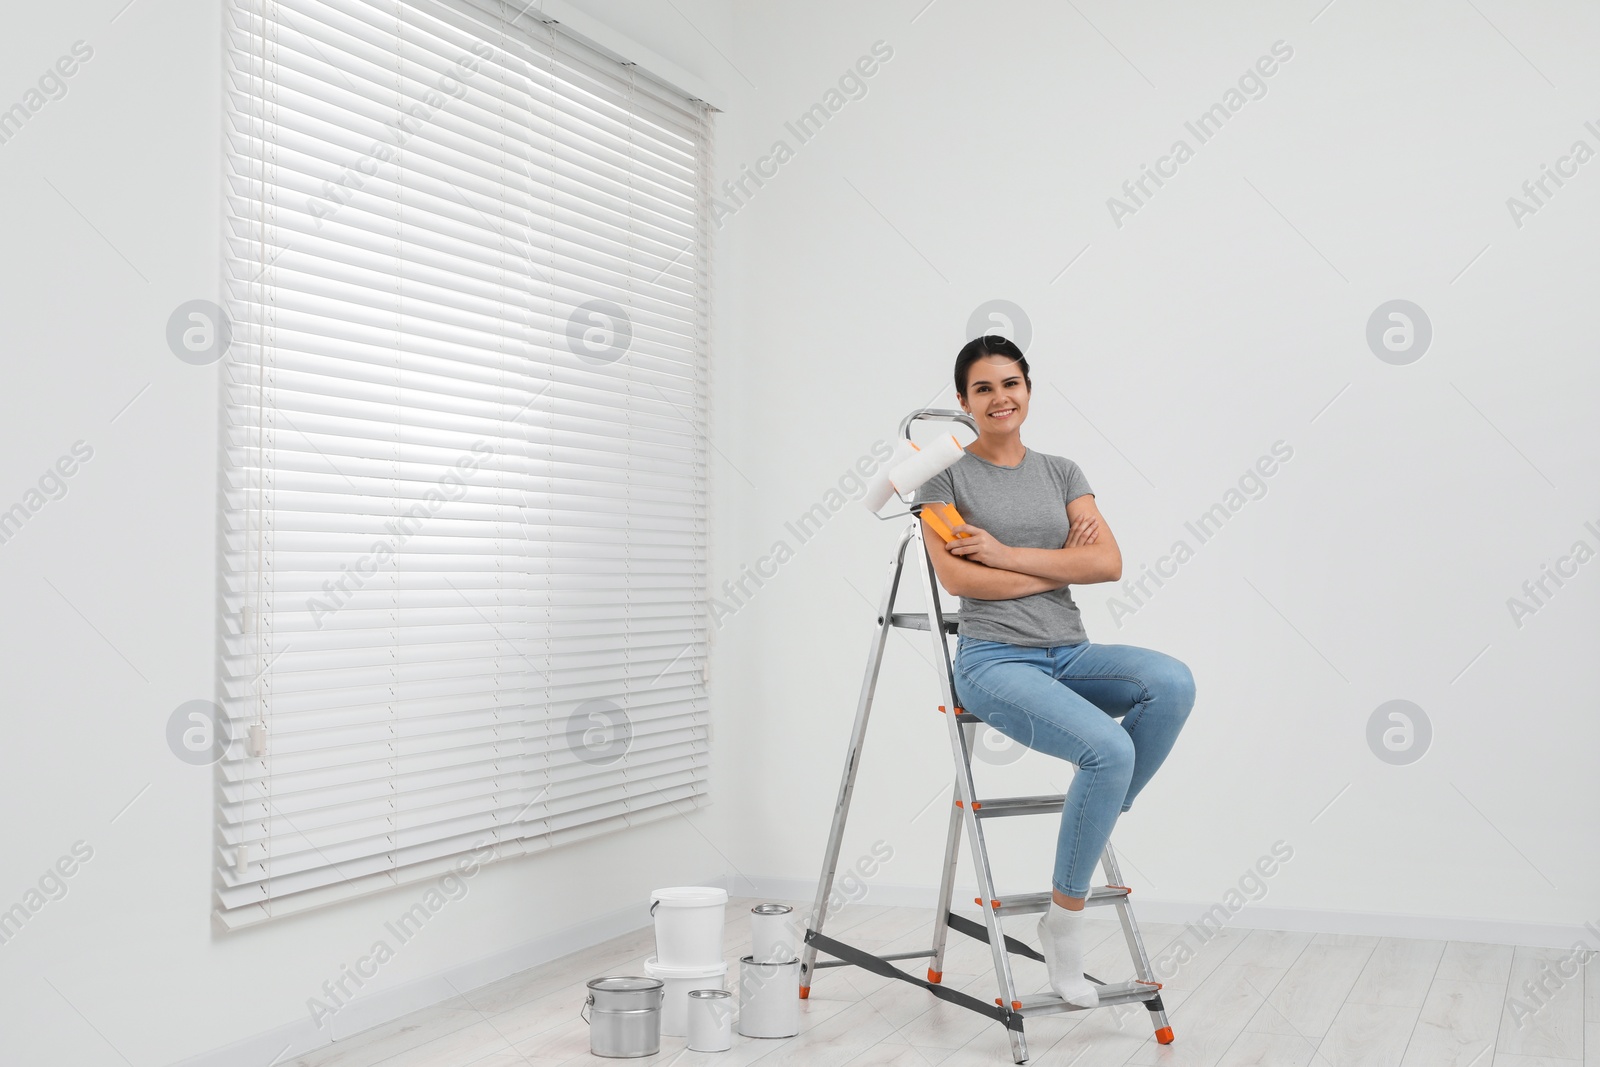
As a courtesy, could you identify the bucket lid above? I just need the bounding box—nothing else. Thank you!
[650,886,728,908]
[644,955,730,979]
[587,976,664,993]
[751,903,793,915]
[687,988,733,999]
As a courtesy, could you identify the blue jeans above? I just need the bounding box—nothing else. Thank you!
[952,637,1196,898]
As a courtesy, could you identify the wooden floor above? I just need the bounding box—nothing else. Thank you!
[289,895,1595,1067]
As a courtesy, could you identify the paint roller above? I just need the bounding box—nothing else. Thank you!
[863,433,972,543]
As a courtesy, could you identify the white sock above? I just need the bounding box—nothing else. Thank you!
[1037,904,1098,1007]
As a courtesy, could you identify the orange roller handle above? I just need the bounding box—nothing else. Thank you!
[922,502,971,543]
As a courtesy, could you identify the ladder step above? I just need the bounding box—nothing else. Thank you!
[1012,980,1162,1017]
[971,794,1068,818]
[888,611,959,634]
[977,885,1131,916]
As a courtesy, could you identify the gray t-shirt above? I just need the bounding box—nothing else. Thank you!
[911,447,1094,647]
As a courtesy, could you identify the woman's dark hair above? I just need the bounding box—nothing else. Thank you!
[955,335,1031,398]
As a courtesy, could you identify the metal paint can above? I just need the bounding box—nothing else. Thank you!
[750,903,796,964]
[583,976,663,1058]
[736,954,800,1038]
[686,988,734,1051]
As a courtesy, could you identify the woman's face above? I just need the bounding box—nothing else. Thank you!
[960,354,1029,436]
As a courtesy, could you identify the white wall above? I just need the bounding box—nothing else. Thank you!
[0,1,738,1064]
[710,0,1599,952]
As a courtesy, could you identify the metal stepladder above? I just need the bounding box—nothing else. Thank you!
[798,409,1175,1064]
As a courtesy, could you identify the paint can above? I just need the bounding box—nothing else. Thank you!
[750,903,797,964]
[583,976,663,1058]
[736,954,800,1038]
[686,988,734,1052]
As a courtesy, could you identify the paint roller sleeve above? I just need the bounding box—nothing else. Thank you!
[863,438,920,512]
[888,435,965,495]
[863,434,966,513]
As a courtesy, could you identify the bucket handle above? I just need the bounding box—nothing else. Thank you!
[649,899,659,916]
[581,992,592,1026]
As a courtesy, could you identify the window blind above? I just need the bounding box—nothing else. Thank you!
[220,0,713,928]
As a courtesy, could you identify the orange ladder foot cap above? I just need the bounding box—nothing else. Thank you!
[1155,1026,1174,1044]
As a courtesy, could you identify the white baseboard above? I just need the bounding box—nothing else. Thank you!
[738,874,1600,954]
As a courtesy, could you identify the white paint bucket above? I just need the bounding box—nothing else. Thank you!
[649,885,728,968]
[686,988,734,1052]
[736,954,800,1038]
[642,955,728,1037]
[750,903,797,964]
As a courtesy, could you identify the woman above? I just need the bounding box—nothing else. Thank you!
[910,335,1196,1009]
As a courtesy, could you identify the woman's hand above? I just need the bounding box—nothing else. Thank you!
[948,515,1096,568]
[946,524,1015,569]
[1065,515,1099,548]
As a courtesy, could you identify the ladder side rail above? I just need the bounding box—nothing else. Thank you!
[916,519,1031,1064]
[925,787,964,983]
[1102,841,1175,1040]
[1100,843,1157,975]
[925,519,967,981]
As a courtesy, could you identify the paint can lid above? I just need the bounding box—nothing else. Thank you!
[587,976,663,992]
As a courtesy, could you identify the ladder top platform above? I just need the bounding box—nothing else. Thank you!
[888,611,959,634]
